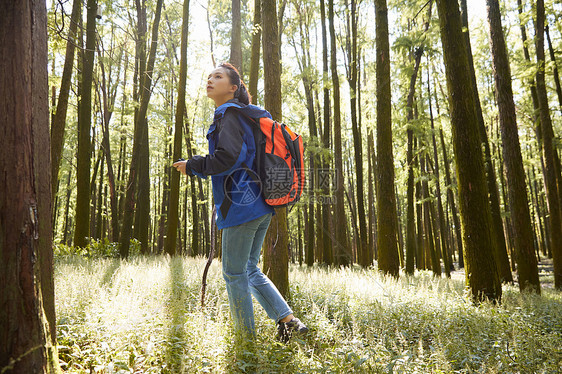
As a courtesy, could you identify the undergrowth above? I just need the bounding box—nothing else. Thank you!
[54,255,562,373]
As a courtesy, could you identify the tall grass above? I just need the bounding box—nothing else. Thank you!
[55,255,562,373]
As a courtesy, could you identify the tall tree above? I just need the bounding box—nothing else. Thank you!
[535,0,562,289]
[486,0,540,293]
[261,0,290,297]
[74,0,98,248]
[165,0,190,256]
[405,47,423,274]
[0,0,60,371]
[248,0,261,100]
[346,0,369,267]
[404,2,432,274]
[320,0,333,265]
[291,0,317,267]
[329,0,351,266]
[460,0,512,283]
[50,0,81,203]
[375,0,400,276]
[230,0,243,72]
[436,0,501,301]
[119,0,164,257]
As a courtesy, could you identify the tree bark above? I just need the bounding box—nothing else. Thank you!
[0,0,60,371]
[486,0,540,293]
[436,0,502,301]
[329,0,351,266]
[375,0,400,276]
[428,67,451,277]
[545,25,562,112]
[460,0,512,283]
[535,0,562,289]
[119,0,164,257]
[248,0,261,101]
[165,0,190,256]
[262,0,289,297]
[320,0,333,265]
[230,0,243,73]
[346,0,368,267]
[50,0,81,204]
[74,0,98,248]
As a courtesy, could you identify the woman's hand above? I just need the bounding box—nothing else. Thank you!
[173,160,188,175]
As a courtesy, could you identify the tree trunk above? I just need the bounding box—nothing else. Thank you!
[74,0,98,248]
[50,0,81,203]
[261,0,289,297]
[0,0,60,370]
[248,0,261,101]
[460,0,512,283]
[545,25,562,112]
[346,0,368,267]
[328,0,351,266]
[421,154,441,276]
[405,47,423,274]
[436,0,502,301]
[165,0,190,256]
[98,48,123,243]
[535,0,562,289]
[320,0,333,265]
[428,67,451,277]
[293,6,317,267]
[486,0,540,293]
[374,0,400,276]
[119,0,164,257]
[230,0,243,73]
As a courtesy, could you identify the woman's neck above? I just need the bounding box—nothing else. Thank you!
[214,94,235,108]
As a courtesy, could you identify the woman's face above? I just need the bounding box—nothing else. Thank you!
[206,67,237,102]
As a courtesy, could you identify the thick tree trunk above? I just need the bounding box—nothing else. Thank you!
[535,0,562,289]
[50,0,81,203]
[460,0,512,283]
[0,0,60,371]
[74,0,98,248]
[437,0,502,301]
[486,0,540,293]
[165,0,190,256]
[375,0,400,276]
[262,0,289,297]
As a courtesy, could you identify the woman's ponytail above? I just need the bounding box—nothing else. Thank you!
[219,62,252,105]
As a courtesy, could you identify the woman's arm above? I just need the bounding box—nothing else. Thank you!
[173,110,247,178]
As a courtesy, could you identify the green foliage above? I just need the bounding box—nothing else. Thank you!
[55,256,562,373]
[54,239,140,258]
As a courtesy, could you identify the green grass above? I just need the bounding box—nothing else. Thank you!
[54,255,562,373]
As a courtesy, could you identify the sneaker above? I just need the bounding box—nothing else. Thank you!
[276,317,309,343]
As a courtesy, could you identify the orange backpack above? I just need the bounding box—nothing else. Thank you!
[237,110,305,208]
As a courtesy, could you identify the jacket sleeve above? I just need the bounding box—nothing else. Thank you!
[186,109,248,178]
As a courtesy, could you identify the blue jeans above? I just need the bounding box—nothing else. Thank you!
[221,212,293,336]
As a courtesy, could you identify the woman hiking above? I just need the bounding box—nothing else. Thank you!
[173,63,308,342]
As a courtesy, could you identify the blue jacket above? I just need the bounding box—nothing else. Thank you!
[186,99,275,229]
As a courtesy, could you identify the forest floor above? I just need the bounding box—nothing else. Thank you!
[54,255,561,373]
